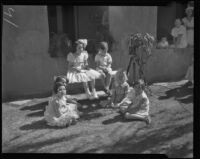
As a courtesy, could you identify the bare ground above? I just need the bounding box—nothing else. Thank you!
[2,81,193,157]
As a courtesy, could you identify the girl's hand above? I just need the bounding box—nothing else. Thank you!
[115,103,121,107]
[75,68,82,72]
[110,102,115,107]
[83,65,90,70]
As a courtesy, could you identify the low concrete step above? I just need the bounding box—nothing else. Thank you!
[67,90,108,101]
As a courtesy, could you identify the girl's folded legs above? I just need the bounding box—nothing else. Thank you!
[124,112,151,125]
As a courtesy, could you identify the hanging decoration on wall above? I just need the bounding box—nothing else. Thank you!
[126,33,155,95]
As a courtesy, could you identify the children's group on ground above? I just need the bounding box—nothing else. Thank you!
[44,36,193,128]
[44,39,151,127]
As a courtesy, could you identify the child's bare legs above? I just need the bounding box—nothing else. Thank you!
[99,71,106,88]
[124,112,151,125]
[89,79,98,98]
[105,72,112,90]
[83,82,91,97]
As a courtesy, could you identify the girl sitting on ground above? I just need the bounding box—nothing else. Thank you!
[119,79,151,125]
[95,42,113,95]
[53,76,78,102]
[105,69,129,108]
[44,82,80,127]
[184,57,193,87]
[66,39,101,100]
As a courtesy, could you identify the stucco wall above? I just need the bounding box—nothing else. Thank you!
[2,6,67,101]
[2,6,193,101]
[144,48,193,83]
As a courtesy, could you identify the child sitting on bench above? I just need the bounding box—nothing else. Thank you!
[95,42,113,95]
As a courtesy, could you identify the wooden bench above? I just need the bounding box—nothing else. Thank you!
[53,70,117,101]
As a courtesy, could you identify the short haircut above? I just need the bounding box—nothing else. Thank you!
[133,79,145,90]
[98,41,108,52]
[54,76,68,84]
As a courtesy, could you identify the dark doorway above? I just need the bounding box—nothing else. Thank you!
[157,2,187,44]
[62,6,76,43]
[47,6,58,34]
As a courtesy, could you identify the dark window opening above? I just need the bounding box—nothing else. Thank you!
[157,2,188,44]
[47,6,75,57]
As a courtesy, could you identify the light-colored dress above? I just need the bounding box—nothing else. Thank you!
[44,96,79,127]
[185,64,193,83]
[120,89,150,116]
[157,41,169,48]
[67,51,101,83]
[111,82,129,104]
[171,25,187,48]
[95,52,113,76]
[182,17,194,46]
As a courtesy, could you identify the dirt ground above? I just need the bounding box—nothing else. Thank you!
[2,80,193,157]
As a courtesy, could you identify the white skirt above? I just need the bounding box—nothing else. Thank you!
[67,69,101,83]
[44,104,79,127]
[85,68,101,80]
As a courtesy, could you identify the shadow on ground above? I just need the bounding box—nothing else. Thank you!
[19,119,64,130]
[84,121,193,157]
[19,97,112,130]
[158,84,193,104]
[4,133,80,153]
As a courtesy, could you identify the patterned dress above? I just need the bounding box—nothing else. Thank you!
[44,96,79,127]
[111,82,129,104]
[120,89,150,116]
[67,51,101,83]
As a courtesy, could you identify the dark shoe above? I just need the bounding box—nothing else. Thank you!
[71,119,77,125]
[184,81,192,87]
[104,89,111,96]
[145,116,151,125]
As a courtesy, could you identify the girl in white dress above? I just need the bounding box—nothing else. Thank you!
[44,82,80,127]
[66,39,101,99]
[182,7,194,47]
[185,57,193,85]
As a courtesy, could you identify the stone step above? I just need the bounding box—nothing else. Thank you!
[67,90,108,101]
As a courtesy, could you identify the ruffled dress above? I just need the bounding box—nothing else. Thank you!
[44,96,79,127]
[66,51,101,83]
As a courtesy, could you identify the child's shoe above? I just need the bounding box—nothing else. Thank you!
[92,89,99,99]
[104,88,111,96]
[86,92,93,100]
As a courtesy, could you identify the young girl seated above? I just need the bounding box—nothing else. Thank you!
[185,57,193,86]
[54,76,68,86]
[95,42,113,94]
[44,82,80,127]
[67,39,101,99]
[119,79,151,125]
[106,69,129,107]
[157,37,169,49]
